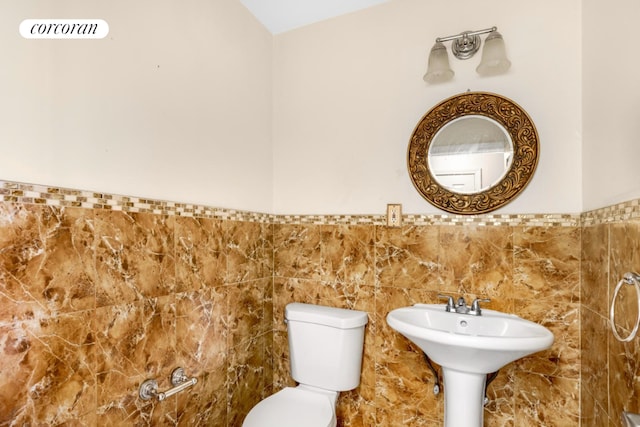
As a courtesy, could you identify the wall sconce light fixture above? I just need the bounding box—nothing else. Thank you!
[423,26,510,84]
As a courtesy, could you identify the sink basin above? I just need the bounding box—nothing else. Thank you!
[386,303,553,426]
[386,303,554,374]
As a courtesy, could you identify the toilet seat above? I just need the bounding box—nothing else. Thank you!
[242,387,336,427]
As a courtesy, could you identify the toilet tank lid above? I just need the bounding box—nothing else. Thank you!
[285,303,369,329]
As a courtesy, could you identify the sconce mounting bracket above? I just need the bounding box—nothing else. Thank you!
[451,33,481,60]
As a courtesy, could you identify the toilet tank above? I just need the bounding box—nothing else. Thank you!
[285,302,368,392]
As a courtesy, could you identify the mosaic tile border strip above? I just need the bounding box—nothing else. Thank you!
[1,179,636,226]
[582,198,640,226]
[276,212,580,227]
[0,180,275,223]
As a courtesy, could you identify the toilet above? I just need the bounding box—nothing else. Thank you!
[243,302,368,427]
[623,411,640,427]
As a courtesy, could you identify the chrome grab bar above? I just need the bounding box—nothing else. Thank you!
[139,367,198,401]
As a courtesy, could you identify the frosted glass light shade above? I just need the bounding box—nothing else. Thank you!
[423,41,454,84]
[476,31,511,76]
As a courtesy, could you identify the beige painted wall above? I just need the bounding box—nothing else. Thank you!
[0,0,273,212]
[582,0,640,211]
[273,0,582,215]
[7,0,634,215]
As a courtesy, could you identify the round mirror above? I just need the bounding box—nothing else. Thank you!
[408,92,539,214]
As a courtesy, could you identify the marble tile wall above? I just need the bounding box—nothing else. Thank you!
[581,215,640,426]
[3,180,639,426]
[273,223,581,426]
[0,201,274,426]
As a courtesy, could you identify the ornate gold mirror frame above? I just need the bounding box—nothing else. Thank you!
[407,92,539,214]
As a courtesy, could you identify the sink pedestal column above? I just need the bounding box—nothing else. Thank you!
[442,368,486,427]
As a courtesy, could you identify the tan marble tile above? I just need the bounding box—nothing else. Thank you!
[176,369,227,426]
[227,278,272,348]
[609,220,640,283]
[174,217,226,292]
[514,373,579,426]
[94,211,176,307]
[259,223,276,280]
[0,205,95,322]
[484,367,515,427]
[375,225,442,290]
[175,287,227,373]
[609,330,640,419]
[273,277,352,321]
[514,226,580,303]
[226,220,270,284]
[581,224,609,316]
[580,383,611,427]
[336,390,375,427]
[57,413,99,426]
[94,297,176,409]
[274,224,324,280]
[375,407,438,426]
[227,335,269,427]
[0,312,95,425]
[439,226,514,298]
[515,299,580,379]
[262,330,275,397]
[374,287,445,424]
[581,387,609,427]
[272,329,296,391]
[582,219,640,424]
[580,306,609,410]
[272,277,291,333]
[0,322,33,425]
[375,348,444,424]
[96,398,177,426]
[263,277,274,334]
[321,224,375,287]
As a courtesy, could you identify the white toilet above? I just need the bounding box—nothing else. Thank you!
[243,302,369,427]
[623,411,640,427]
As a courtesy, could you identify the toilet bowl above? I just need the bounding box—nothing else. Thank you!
[623,411,640,427]
[242,386,337,427]
[242,303,368,427]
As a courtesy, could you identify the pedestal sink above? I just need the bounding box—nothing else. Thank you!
[386,303,554,427]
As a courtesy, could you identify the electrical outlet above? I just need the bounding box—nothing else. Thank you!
[386,204,402,227]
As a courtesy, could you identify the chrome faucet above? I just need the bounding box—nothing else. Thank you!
[456,297,470,314]
[438,294,490,316]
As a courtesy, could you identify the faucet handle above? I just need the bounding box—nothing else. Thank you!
[437,294,455,312]
[470,298,491,315]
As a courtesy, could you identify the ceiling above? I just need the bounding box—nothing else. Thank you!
[239,0,390,34]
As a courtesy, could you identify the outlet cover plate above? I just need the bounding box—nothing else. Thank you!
[386,204,402,227]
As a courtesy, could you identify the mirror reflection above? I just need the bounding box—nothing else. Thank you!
[428,116,513,193]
